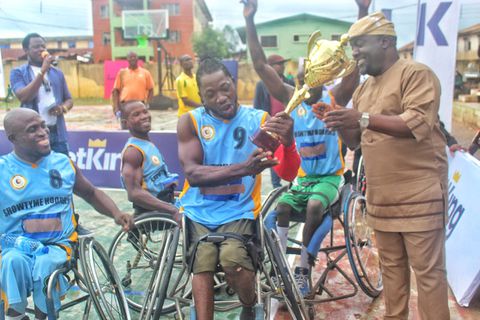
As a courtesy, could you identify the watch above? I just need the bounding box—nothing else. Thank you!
[359,112,370,131]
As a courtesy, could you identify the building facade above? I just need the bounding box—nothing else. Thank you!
[0,36,93,61]
[237,14,352,62]
[398,23,479,77]
[92,0,212,63]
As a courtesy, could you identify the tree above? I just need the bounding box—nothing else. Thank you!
[193,26,231,60]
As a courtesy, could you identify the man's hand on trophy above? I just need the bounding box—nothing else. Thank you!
[242,0,257,19]
[262,112,294,147]
[312,97,342,120]
[244,148,278,175]
[323,108,362,131]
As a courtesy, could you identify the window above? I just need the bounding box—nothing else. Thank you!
[67,41,76,48]
[168,30,180,43]
[100,5,109,19]
[103,32,111,45]
[293,34,309,43]
[331,34,341,41]
[260,35,277,48]
[463,37,469,51]
[160,3,180,16]
[57,41,62,49]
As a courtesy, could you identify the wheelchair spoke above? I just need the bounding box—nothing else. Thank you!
[345,192,383,298]
[108,212,188,315]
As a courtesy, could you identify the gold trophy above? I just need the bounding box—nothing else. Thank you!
[251,32,356,152]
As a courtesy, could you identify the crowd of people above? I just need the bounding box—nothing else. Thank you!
[1,0,479,319]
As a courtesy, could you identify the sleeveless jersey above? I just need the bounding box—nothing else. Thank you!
[0,152,77,246]
[291,97,344,177]
[179,106,268,229]
[121,137,178,197]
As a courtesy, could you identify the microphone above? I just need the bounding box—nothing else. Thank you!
[41,51,58,66]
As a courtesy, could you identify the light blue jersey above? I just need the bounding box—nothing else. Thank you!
[179,106,268,229]
[0,152,77,246]
[291,98,344,177]
[0,152,75,314]
[121,137,178,197]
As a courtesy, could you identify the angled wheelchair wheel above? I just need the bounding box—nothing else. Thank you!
[263,228,309,320]
[108,212,190,316]
[344,192,383,298]
[79,237,131,320]
[356,155,367,196]
[147,225,180,319]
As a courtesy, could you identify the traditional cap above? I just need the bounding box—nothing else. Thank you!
[348,12,396,38]
[267,54,289,65]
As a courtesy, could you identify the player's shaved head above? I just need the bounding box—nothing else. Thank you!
[121,100,145,120]
[4,108,40,138]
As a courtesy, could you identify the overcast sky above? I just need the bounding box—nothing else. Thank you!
[0,0,478,47]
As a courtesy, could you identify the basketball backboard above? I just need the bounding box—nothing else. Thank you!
[122,9,169,40]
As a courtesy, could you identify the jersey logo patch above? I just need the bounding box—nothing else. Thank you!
[151,155,160,165]
[201,125,215,141]
[10,174,27,190]
[49,169,63,189]
[297,106,307,117]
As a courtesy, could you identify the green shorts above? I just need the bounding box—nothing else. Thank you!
[187,219,255,274]
[278,175,343,214]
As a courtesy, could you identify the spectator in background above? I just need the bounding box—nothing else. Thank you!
[253,54,295,189]
[10,33,73,155]
[175,55,202,118]
[112,51,154,129]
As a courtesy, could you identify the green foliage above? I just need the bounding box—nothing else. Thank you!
[192,26,233,59]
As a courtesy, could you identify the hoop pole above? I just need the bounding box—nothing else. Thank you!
[157,40,163,95]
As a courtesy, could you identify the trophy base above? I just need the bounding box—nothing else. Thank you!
[250,128,281,152]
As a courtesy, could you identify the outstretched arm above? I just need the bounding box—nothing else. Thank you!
[177,113,278,187]
[243,0,293,105]
[73,164,134,231]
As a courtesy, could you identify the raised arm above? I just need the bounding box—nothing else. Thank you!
[330,0,371,106]
[11,55,55,103]
[73,164,134,231]
[243,0,293,105]
[177,113,277,187]
[121,146,178,216]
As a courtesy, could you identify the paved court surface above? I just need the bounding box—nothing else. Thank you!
[1,104,479,319]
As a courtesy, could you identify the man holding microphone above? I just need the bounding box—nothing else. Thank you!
[10,33,73,155]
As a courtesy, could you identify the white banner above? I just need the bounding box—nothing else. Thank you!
[414,0,460,131]
[445,150,480,307]
[0,50,5,98]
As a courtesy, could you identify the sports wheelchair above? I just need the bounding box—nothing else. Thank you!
[108,192,314,319]
[0,231,130,320]
[261,175,383,317]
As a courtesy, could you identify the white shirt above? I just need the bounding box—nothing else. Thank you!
[31,65,57,126]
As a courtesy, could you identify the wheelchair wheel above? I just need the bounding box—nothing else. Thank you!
[263,228,309,320]
[356,155,367,196]
[79,237,131,320]
[108,212,189,315]
[344,192,383,298]
[148,225,180,319]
